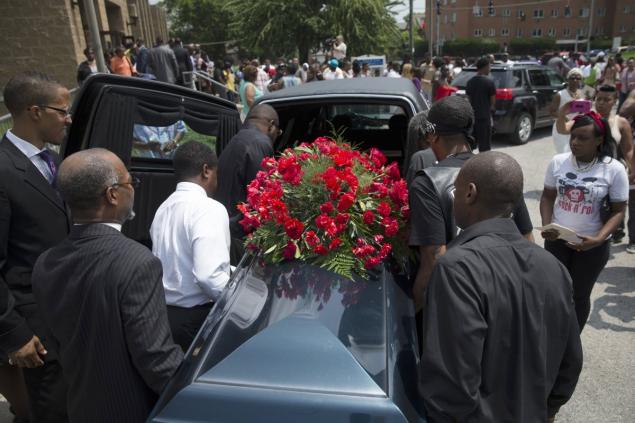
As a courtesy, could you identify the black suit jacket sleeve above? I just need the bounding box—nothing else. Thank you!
[119,254,183,394]
[0,186,33,353]
[547,305,583,417]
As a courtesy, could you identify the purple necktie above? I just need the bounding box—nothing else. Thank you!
[38,149,57,184]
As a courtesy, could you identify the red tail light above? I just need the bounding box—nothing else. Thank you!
[496,88,513,100]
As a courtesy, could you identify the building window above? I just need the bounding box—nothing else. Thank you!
[532,28,542,37]
[620,25,626,33]
[551,8,558,17]
[474,28,483,37]
[517,28,523,37]
[624,6,631,14]
[502,8,511,17]
[579,8,589,17]
[563,28,571,36]
[548,28,556,37]
[473,6,483,17]
[489,28,496,36]
[444,14,448,24]
[595,27,604,36]
[517,9,525,18]
[564,7,572,17]
[576,27,587,36]
[501,28,510,36]
[534,9,544,18]
[597,8,606,17]
[451,12,456,23]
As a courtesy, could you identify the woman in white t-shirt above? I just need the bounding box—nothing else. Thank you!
[540,112,629,332]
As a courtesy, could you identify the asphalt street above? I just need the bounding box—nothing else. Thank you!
[0,127,633,422]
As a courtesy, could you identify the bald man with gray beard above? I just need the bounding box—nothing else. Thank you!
[418,152,582,423]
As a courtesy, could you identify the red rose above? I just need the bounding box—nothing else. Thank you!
[369,148,387,168]
[320,202,335,214]
[329,238,343,250]
[284,218,305,240]
[282,241,297,260]
[364,256,382,269]
[370,182,389,198]
[314,245,328,255]
[315,214,333,230]
[377,201,392,217]
[337,192,356,212]
[363,210,375,225]
[333,149,355,167]
[305,230,320,247]
[382,216,399,237]
[400,205,410,219]
[389,180,408,206]
[335,213,350,225]
[385,162,400,180]
[374,234,384,244]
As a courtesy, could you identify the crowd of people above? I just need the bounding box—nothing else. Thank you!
[0,41,634,422]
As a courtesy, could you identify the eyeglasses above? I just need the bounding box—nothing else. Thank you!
[109,176,141,190]
[40,105,72,118]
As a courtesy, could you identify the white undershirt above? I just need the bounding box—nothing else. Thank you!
[150,182,231,307]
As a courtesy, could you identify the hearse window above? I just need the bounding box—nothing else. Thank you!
[131,121,217,160]
[512,70,523,87]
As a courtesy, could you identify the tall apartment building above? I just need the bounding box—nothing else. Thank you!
[426,0,635,50]
[0,0,168,93]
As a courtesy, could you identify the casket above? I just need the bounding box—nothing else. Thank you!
[148,255,425,422]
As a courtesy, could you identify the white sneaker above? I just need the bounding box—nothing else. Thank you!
[626,243,635,254]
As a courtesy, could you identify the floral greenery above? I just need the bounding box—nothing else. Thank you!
[238,137,409,280]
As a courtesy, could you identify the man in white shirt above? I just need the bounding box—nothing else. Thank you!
[323,59,344,80]
[332,35,347,60]
[151,141,231,351]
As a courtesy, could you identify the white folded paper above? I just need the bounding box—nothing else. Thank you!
[537,223,582,245]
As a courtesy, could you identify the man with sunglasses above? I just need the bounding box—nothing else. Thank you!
[216,104,281,265]
[32,148,182,423]
[0,72,72,422]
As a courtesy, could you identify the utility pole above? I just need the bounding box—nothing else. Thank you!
[587,0,595,52]
[409,0,414,58]
[83,0,107,73]
[435,0,440,55]
[428,0,433,57]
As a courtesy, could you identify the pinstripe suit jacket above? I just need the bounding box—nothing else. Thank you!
[32,223,183,423]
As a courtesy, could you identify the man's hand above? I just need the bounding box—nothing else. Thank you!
[8,335,47,368]
[162,140,178,153]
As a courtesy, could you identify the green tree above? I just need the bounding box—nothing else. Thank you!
[223,0,401,60]
[162,0,234,59]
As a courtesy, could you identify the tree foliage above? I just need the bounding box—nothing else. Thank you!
[162,0,234,59]
[508,38,556,56]
[162,0,402,61]
[443,38,500,57]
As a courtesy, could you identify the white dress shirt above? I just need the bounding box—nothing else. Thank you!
[151,182,231,307]
[4,129,54,183]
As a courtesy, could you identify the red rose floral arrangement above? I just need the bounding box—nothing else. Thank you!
[238,137,409,279]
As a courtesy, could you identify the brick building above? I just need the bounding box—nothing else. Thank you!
[0,0,168,93]
[426,0,635,52]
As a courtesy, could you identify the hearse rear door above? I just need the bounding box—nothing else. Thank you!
[62,74,241,247]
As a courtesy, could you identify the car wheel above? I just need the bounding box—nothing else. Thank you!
[512,112,533,145]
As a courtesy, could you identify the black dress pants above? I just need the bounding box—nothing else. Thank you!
[544,239,610,332]
[22,359,68,422]
[167,303,213,352]
[473,118,492,152]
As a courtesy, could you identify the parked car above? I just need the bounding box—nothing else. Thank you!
[62,74,426,422]
[452,63,566,144]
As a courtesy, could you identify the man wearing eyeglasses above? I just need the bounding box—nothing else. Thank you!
[31,148,182,423]
[0,72,72,422]
[216,104,281,265]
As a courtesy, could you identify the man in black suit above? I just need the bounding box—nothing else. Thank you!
[0,72,72,422]
[172,37,193,86]
[32,148,183,422]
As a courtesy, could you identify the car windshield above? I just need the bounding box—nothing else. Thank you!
[452,69,510,89]
[194,259,388,393]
